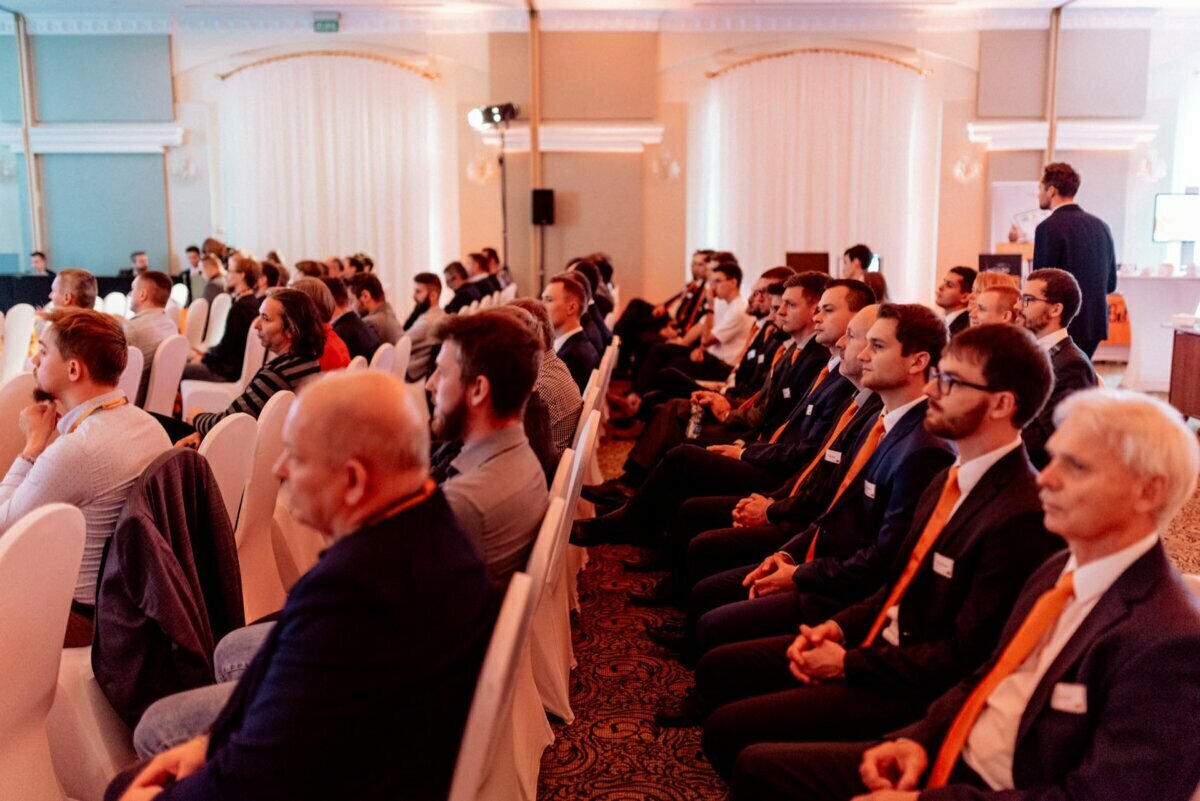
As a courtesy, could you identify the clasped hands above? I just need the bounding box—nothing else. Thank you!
[119,734,209,801]
[848,738,928,801]
[741,552,797,598]
[731,493,771,528]
[690,390,731,423]
[784,620,846,684]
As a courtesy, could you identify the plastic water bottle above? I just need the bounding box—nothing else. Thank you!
[686,402,704,440]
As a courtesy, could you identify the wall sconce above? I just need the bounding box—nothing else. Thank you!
[169,154,202,184]
[952,153,982,184]
[650,149,681,181]
[466,152,497,185]
[1133,147,1167,183]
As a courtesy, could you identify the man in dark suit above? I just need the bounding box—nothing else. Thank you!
[443,260,482,314]
[323,276,381,361]
[543,273,600,392]
[695,324,1063,775]
[1019,268,1098,469]
[108,372,501,801]
[935,266,975,338]
[1032,162,1118,358]
[613,249,712,375]
[729,388,1200,801]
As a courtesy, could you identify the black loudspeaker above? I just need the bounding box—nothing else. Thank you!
[532,189,555,226]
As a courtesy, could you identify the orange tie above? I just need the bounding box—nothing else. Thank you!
[804,413,886,562]
[925,571,1076,788]
[861,468,961,646]
[788,401,861,497]
[768,367,829,444]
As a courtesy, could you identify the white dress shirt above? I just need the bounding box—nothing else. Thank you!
[962,531,1160,789]
[0,390,173,603]
[553,325,585,353]
[706,294,753,365]
[1036,327,1070,353]
[881,394,926,435]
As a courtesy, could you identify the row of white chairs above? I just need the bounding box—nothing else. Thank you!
[457,282,519,316]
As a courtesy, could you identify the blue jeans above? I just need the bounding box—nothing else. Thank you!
[132,622,275,758]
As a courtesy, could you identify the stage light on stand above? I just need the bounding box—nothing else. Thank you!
[466,102,519,275]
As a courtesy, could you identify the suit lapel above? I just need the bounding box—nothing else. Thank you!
[932,448,1028,552]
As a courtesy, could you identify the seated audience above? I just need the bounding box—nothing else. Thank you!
[404,272,447,382]
[570,257,616,323]
[729,388,1200,801]
[348,272,402,345]
[936,266,976,337]
[971,284,1020,327]
[325,256,345,278]
[588,251,617,312]
[108,371,501,801]
[510,297,584,456]
[443,261,480,314]
[466,251,501,297]
[31,249,52,276]
[427,311,550,582]
[292,277,350,371]
[182,257,261,382]
[345,252,372,276]
[322,276,380,362]
[482,246,511,288]
[543,273,600,392]
[199,254,226,306]
[613,249,712,376]
[0,308,171,645]
[292,260,324,279]
[256,261,281,297]
[49,267,98,310]
[123,270,180,404]
[1019,268,1098,468]
[131,250,151,276]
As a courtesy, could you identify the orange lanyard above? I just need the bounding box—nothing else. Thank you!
[67,397,129,435]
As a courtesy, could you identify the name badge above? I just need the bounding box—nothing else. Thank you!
[783,388,792,399]
[824,449,842,465]
[932,553,955,579]
[747,349,757,360]
[757,354,766,364]
[864,481,877,499]
[1050,682,1088,714]
[805,404,815,416]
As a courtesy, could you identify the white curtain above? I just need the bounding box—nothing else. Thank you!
[691,52,925,301]
[219,54,455,300]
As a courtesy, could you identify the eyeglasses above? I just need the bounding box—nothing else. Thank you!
[929,366,997,396]
[1019,294,1050,307]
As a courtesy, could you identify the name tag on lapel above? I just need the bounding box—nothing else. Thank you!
[747,349,757,360]
[864,481,877,499]
[1050,682,1088,714]
[805,404,815,416]
[757,353,766,364]
[824,449,842,464]
[932,553,954,579]
[783,388,792,399]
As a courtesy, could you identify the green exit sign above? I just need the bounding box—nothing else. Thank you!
[314,19,339,33]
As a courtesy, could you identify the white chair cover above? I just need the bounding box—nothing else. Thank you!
[181,331,266,415]
[566,410,601,612]
[202,292,233,350]
[235,390,294,622]
[115,346,143,403]
[0,372,35,468]
[2,303,35,381]
[183,298,209,351]
[368,341,395,373]
[347,355,368,371]
[197,412,257,529]
[392,335,412,382]
[0,504,86,801]
[527,494,577,722]
[165,301,182,330]
[102,292,126,318]
[92,297,102,311]
[480,293,495,309]
[169,283,189,309]
[142,335,189,415]
[501,283,518,302]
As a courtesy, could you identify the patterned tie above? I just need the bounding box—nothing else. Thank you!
[861,468,961,646]
[925,571,1077,788]
[804,413,886,563]
[736,343,790,413]
[768,367,829,444]
[788,401,861,497]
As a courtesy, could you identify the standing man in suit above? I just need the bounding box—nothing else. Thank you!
[1032,162,1118,358]
[109,371,501,801]
[403,272,447,382]
[730,388,1200,801]
[1018,268,1098,469]
[936,267,975,338]
[696,323,1062,773]
[543,273,600,393]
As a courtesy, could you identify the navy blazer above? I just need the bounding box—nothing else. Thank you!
[444,282,483,314]
[1033,204,1118,345]
[741,367,857,478]
[897,542,1200,801]
[155,489,502,801]
[833,446,1063,700]
[557,330,600,393]
[581,309,608,355]
[587,303,614,347]
[728,325,783,403]
[781,400,956,600]
[1022,336,1098,469]
[947,311,971,339]
[746,336,830,439]
[332,310,382,361]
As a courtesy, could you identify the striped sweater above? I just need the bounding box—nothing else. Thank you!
[193,352,322,436]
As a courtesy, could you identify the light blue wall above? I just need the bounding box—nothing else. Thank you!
[0,34,21,124]
[0,154,33,274]
[41,154,168,275]
[32,34,172,123]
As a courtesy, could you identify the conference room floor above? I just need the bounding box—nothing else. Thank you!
[536,409,1200,800]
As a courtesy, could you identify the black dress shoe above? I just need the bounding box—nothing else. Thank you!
[628,577,677,607]
[581,479,634,507]
[620,549,668,571]
[655,695,705,728]
[570,513,635,547]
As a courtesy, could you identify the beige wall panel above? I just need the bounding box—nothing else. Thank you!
[542,32,658,121]
[936,99,988,272]
[640,101,690,308]
[977,30,1047,119]
[487,32,530,117]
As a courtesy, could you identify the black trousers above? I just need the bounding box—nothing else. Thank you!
[698,634,928,778]
[632,343,731,396]
[671,496,793,598]
[613,299,667,371]
[624,399,741,482]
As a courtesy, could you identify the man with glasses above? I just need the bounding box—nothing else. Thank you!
[1018,268,1097,469]
[694,323,1062,779]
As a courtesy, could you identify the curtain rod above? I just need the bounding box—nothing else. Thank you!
[706,48,929,79]
[220,50,439,81]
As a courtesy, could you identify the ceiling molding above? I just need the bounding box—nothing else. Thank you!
[28,123,184,154]
[175,10,528,34]
[967,120,1159,152]
[25,15,170,35]
[479,122,664,154]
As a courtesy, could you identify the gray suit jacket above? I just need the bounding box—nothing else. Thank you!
[406,305,446,382]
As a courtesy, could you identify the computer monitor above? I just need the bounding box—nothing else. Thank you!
[786,252,830,274]
[1153,193,1200,243]
[979,254,1022,275]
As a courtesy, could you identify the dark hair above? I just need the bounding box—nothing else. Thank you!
[259,261,281,289]
[713,262,743,287]
[713,251,737,266]
[864,272,889,303]
[467,253,488,274]
[437,311,540,418]
[414,272,442,294]
[508,298,555,350]
[548,273,587,309]
[482,247,499,263]
[1026,268,1082,325]
[589,253,614,284]
[444,261,468,282]
[327,256,345,273]
[265,287,326,359]
[134,270,173,307]
[347,273,386,303]
[824,278,876,311]
[320,276,350,307]
[1041,162,1081,198]
[347,253,369,273]
[274,263,291,287]
[57,268,98,309]
[765,282,787,298]
[230,255,260,288]
[877,303,947,378]
[294,260,324,279]
[130,250,146,262]
[945,324,1053,428]
[783,271,829,306]
[185,246,200,256]
[843,244,873,270]
[760,266,796,283]
[569,259,602,295]
[38,308,127,385]
[292,277,336,323]
[948,266,977,293]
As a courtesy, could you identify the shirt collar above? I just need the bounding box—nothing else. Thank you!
[57,388,126,436]
[131,308,167,320]
[467,273,490,283]
[945,308,967,326]
[553,325,583,352]
[1062,532,1160,605]
[826,355,842,371]
[882,395,925,433]
[793,332,815,350]
[954,437,1023,499]
[449,424,528,476]
[1038,327,1070,352]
